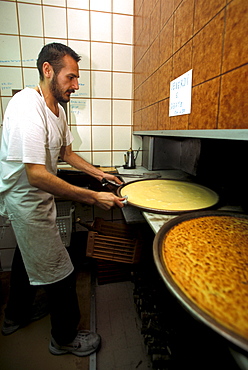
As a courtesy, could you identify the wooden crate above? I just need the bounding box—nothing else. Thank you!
[96,259,132,285]
[86,231,142,264]
[85,218,143,264]
[91,217,137,239]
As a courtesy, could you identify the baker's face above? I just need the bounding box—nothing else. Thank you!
[50,55,79,103]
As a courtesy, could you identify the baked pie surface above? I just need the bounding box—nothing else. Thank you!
[162,215,248,340]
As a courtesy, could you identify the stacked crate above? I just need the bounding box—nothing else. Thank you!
[85,218,143,284]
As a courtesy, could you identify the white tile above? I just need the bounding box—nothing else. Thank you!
[0,35,21,66]
[43,0,66,6]
[71,70,90,98]
[92,126,111,150]
[90,0,111,12]
[23,68,39,89]
[18,3,43,37]
[113,73,133,99]
[21,37,44,67]
[71,125,92,151]
[70,98,90,124]
[90,11,112,42]
[113,14,133,44]
[67,8,89,40]
[43,6,66,38]
[67,0,89,9]
[74,151,92,163]
[113,126,132,150]
[44,37,67,45]
[93,151,111,167]
[1,97,12,115]
[68,40,90,69]
[0,67,23,96]
[113,0,134,15]
[113,151,127,166]
[91,42,111,71]
[113,100,132,125]
[18,0,41,3]
[92,71,111,98]
[0,1,18,34]
[113,44,133,72]
[92,99,111,125]
[132,134,142,151]
[0,104,2,129]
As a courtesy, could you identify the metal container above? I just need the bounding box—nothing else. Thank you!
[142,136,201,175]
[153,210,248,352]
[117,178,219,214]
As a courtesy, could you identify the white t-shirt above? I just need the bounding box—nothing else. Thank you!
[0,88,74,285]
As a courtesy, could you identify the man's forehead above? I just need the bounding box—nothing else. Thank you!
[61,55,79,76]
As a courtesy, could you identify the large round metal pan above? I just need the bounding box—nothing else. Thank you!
[153,210,248,352]
[117,178,219,214]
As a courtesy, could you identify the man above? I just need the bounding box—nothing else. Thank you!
[0,43,125,356]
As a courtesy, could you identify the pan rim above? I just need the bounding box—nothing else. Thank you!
[117,178,220,214]
[153,210,248,352]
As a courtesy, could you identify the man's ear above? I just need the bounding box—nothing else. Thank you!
[42,62,53,79]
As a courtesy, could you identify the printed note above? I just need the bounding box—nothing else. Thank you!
[169,69,192,117]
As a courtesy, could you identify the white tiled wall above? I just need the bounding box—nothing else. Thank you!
[0,0,141,270]
[0,0,141,166]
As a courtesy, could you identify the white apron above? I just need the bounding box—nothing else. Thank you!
[0,87,74,285]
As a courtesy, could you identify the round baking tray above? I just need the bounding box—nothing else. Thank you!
[117,178,219,214]
[153,210,248,352]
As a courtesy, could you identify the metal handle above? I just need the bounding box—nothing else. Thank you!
[121,195,128,205]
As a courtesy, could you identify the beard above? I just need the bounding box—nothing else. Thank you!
[50,75,75,103]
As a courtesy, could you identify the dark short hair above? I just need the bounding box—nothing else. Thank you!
[37,43,81,80]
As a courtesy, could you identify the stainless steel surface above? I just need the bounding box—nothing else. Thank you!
[142,136,201,175]
[134,129,248,141]
[143,212,177,233]
[117,166,192,181]
[119,173,161,179]
[142,136,180,171]
[153,210,248,352]
[118,174,144,178]
[101,178,121,187]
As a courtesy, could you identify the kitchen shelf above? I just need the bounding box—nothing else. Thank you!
[133,129,248,141]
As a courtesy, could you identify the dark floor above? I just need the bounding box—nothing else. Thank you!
[0,272,152,370]
[0,269,91,370]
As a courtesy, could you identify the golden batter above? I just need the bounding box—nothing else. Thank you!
[120,179,218,211]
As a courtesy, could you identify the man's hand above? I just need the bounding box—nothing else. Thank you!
[94,192,125,210]
[103,173,123,185]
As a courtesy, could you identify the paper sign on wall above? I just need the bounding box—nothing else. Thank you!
[169,69,192,117]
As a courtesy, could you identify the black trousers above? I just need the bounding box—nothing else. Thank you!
[5,246,80,345]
